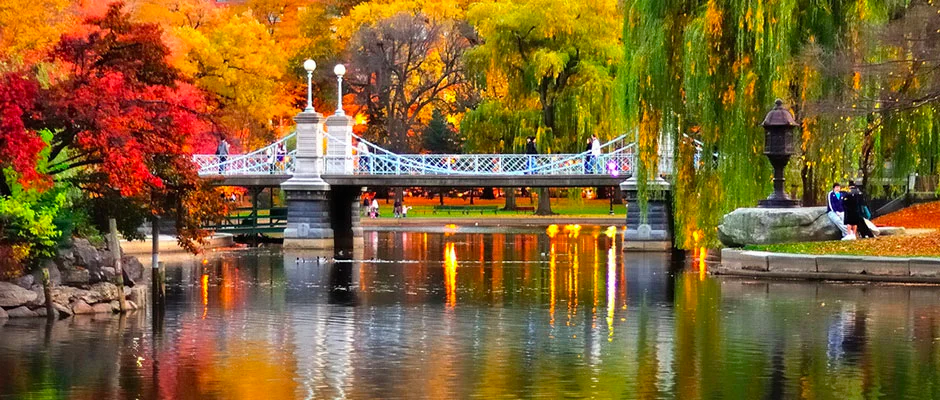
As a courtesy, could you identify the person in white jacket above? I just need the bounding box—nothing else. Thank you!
[590,135,601,173]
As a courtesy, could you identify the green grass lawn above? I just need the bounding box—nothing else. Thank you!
[367,198,627,218]
[228,198,628,219]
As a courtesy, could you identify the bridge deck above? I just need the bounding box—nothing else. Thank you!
[205,174,630,188]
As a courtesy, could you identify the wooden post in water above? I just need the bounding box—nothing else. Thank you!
[151,216,159,271]
[41,268,54,320]
[153,261,166,306]
[151,217,165,308]
[109,218,127,312]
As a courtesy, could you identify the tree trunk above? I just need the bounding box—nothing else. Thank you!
[469,189,474,205]
[481,187,496,199]
[801,163,815,206]
[860,122,876,193]
[595,186,609,199]
[503,188,517,211]
[0,170,10,197]
[109,218,127,313]
[439,190,445,206]
[535,187,554,215]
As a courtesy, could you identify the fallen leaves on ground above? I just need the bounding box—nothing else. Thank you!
[873,201,940,229]
[749,234,940,257]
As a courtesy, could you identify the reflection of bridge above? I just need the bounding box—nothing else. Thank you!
[192,109,674,250]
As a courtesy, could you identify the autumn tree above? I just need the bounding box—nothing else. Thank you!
[26,3,225,250]
[807,0,940,193]
[465,0,621,214]
[0,0,74,69]
[343,8,472,152]
[176,12,290,148]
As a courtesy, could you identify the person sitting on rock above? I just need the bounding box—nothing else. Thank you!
[826,182,850,239]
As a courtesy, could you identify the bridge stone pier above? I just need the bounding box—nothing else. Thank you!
[281,110,363,250]
[621,177,673,251]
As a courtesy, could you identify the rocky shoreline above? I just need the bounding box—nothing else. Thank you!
[0,238,147,319]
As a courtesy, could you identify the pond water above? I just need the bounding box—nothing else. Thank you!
[2,227,940,399]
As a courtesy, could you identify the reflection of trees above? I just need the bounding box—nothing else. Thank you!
[13,239,940,398]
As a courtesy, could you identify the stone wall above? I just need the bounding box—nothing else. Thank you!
[717,248,940,283]
[0,238,147,319]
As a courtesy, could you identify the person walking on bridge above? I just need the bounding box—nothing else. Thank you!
[357,139,370,173]
[584,138,594,174]
[591,134,601,174]
[216,138,230,174]
[525,136,537,174]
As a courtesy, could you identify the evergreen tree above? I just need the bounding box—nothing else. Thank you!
[421,110,462,154]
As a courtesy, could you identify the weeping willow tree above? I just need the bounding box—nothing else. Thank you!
[803,0,940,199]
[462,0,623,215]
[622,0,937,249]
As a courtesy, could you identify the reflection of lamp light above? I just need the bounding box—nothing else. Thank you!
[303,59,317,112]
[333,64,346,115]
[444,243,458,308]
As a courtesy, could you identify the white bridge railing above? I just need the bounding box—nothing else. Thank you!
[194,131,675,177]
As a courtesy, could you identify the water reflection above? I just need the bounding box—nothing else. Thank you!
[1,230,940,398]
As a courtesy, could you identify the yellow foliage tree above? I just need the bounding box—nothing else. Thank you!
[176,13,292,148]
[0,0,73,69]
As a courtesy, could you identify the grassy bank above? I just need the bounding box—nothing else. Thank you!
[746,233,940,258]
[744,201,940,258]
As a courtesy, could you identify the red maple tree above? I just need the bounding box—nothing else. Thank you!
[0,73,47,194]
[31,2,214,198]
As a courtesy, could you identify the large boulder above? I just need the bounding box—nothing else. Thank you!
[6,306,38,318]
[122,255,145,285]
[0,281,38,308]
[83,282,121,304]
[71,238,101,270]
[25,287,45,309]
[718,207,840,247]
[60,268,91,285]
[12,274,34,290]
[50,286,91,306]
[70,299,94,314]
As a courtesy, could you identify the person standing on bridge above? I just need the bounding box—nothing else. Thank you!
[265,145,276,174]
[584,138,594,174]
[276,142,286,171]
[216,138,230,174]
[525,136,537,174]
[357,139,370,173]
[591,134,601,174]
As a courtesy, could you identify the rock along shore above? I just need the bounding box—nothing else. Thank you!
[0,238,147,320]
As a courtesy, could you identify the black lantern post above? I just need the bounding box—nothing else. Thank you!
[758,99,801,208]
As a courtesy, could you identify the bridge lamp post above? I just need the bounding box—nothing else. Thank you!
[303,59,316,112]
[334,64,346,116]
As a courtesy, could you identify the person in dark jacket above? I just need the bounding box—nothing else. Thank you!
[584,138,594,174]
[842,181,864,238]
[826,183,849,238]
[525,136,537,174]
[853,184,876,238]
